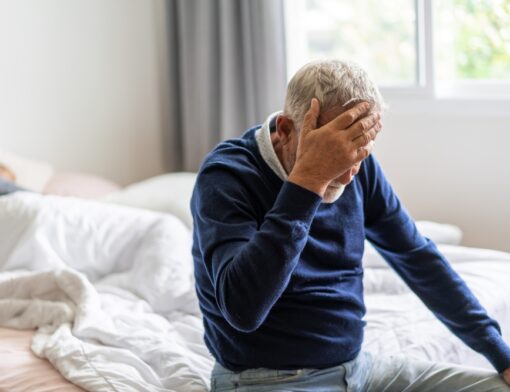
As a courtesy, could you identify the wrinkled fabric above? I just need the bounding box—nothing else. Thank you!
[0,192,212,391]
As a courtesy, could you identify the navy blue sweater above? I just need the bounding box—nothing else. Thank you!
[190,126,510,372]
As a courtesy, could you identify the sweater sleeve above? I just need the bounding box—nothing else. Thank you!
[191,163,322,333]
[362,155,510,373]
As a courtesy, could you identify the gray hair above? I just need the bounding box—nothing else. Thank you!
[283,59,385,130]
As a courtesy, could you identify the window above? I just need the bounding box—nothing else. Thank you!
[284,0,510,99]
[285,0,417,86]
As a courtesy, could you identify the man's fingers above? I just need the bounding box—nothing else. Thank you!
[352,120,381,149]
[331,101,371,130]
[347,112,380,139]
[375,119,383,134]
[356,140,375,161]
[301,98,320,134]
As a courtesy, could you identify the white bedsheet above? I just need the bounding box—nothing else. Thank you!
[363,257,510,369]
[1,192,510,391]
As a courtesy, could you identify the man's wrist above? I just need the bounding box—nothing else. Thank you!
[272,181,323,224]
[288,170,328,198]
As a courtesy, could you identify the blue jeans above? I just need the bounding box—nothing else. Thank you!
[210,351,509,391]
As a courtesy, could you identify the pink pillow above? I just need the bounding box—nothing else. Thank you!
[43,172,121,199]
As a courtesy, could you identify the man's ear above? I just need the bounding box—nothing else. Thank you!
[275,115,295,146]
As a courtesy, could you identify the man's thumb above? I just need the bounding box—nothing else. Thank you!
[302,98,320,134]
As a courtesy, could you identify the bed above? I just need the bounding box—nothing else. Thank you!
[1,174,509,391]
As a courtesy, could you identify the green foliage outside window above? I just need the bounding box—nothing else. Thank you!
[436,0,510,80]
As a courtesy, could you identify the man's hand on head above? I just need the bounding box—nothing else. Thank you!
[288,98,382,197]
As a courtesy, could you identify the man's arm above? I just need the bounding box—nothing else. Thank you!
[192,165,322,333]
[363,154,510,375]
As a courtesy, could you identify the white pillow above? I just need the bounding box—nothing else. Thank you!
[103,172,197,228]
[363,220,464,268]
[0,149,54,192]
[415,220,463,246]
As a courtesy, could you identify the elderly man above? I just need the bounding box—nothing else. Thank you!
[191,60,510,391]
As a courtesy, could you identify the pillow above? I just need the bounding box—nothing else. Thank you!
[415,220,463,246]
[43,172,121,199]
[0,149,54,192]
[103,172,197,228]
[363,221,464,268]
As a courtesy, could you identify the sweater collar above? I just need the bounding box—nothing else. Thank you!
[255,111,288,181]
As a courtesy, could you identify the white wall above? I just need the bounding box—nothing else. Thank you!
[375,102,510,252]
[0,0,169,185]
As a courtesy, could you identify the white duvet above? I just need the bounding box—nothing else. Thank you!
[1,192,510,391]
[0,192,212,391]
[362,245,510,369]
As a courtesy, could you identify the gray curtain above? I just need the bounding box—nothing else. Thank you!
[164,0,287,171]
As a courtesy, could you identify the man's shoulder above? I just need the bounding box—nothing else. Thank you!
[191,125,277,218]
[197,126,268,181]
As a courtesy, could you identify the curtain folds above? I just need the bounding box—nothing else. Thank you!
[165,0,287,171]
